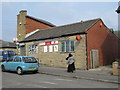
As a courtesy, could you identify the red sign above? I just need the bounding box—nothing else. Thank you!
[39,41,58,46]
[46,42,51,45]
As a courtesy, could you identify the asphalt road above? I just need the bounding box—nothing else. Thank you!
[1,71,119,88]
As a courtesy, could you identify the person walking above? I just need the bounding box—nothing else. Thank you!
[66,53,75,73]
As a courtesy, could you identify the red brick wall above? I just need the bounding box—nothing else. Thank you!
[26,17,52,34]
[86,20,120,69]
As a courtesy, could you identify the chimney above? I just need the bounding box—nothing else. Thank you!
[17,10,27,41]
[81,20,83,23]
[19,10,27,15]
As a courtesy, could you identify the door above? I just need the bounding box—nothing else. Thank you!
[11,57,22,71]
[20,46,26,56]
[4,59,13,70]
[90,49,99,69]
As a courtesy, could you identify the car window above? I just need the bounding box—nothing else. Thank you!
[0,51,2,55]
[22,57,37,63]
[8,51,15,56]
[14,57,22,62]
[7,56,14,62]
[3,51,8,55]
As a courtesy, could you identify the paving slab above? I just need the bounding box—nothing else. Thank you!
[38,65,119,84]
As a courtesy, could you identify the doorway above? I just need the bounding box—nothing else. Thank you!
[20,46,26,56]
[90,49,99,69]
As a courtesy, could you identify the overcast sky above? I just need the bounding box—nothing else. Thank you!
[1,2,119,42]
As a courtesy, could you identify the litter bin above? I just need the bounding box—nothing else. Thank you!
[112,61,120,75]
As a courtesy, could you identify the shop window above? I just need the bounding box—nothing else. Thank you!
[49,45,53,52]
[61,40,75,53]
[44,46,48,52]
[54,45,58,52]
[28,44,38,54]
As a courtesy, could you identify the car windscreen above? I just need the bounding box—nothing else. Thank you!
[22,57,37,63]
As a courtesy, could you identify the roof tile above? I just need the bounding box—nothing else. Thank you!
[26,15,56,27]
[22,18,101,42]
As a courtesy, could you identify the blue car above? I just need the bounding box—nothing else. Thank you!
[1,56,39,75]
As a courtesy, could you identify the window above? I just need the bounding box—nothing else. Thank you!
[0,51,2,55]
[22,57,37,63]
[44,46,48,52]
[54,45,58,52]
[28,45,38,54]
[14,57,22,62]
[3,51,8,55]
[8,56,14,62]
[49,45,53,52]
[61,40,75,53]
[61,42,66,52]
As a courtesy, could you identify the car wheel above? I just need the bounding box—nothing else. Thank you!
[1,65,6,72]
[17,68,23,75]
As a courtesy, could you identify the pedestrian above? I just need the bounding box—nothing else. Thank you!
[66,53,75,73]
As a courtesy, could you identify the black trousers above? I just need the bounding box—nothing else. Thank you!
[67,62,75,72]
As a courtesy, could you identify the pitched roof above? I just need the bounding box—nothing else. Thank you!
[116,6,120,13]
[21,18,101,43]
[26,15,56,27]
[114,30,120,39]
[0,40,16,48]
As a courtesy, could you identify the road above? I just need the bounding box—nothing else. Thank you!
[2,71,119,88]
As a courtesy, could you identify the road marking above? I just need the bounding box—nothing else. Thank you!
[41,81,57,85]
[55,78,72,81]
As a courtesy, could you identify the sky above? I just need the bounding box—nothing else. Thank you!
[1,1,119,42]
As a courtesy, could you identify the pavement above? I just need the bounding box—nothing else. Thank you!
[38,64,120,84]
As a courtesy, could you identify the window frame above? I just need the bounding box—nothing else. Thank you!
[60,40,75,53]
[28,44,38,54]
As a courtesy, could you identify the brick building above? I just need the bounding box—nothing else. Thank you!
[17,10,55,55]
[19,17,120,70]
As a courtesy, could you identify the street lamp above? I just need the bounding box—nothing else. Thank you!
[13,38,18,43]
[13,37,20,55]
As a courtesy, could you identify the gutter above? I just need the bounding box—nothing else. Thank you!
[85,33,88,70]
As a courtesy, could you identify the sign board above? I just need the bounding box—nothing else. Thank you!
[39,41,58,46]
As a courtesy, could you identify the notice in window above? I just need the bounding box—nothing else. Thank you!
[36,46,38,53]
[44,46,47,52]
[49,45,53,52]
[54,45,58,52]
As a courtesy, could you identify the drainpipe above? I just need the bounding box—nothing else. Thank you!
[85,34,88,70]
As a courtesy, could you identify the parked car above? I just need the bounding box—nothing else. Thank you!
[1,56,39,75]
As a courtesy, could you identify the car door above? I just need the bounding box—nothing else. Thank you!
[4,57,14,70]
[11,56,22,71]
